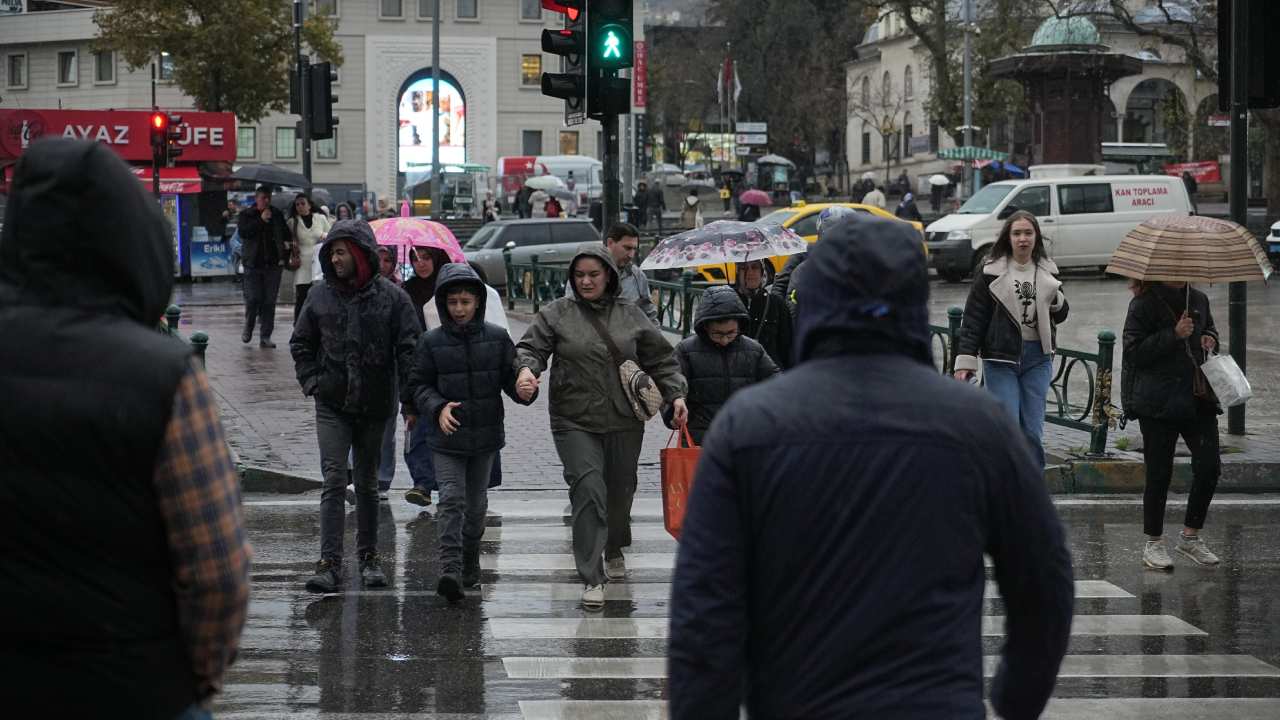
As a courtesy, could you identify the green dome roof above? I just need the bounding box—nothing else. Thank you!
[1029,15,1102,47]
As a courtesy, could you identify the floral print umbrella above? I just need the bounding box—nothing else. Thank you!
[640,220,809,271]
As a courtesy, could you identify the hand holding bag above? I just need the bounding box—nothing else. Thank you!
[660,426,700,540]
[1201,351,1252,408]
[580,306,664,421]
[285,218,303,271]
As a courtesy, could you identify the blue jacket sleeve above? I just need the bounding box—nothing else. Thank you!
[986,437,1074,720]
[668,414,747,720]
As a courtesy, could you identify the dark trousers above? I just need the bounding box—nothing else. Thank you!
[1139,413,1221,537]
[433,451,495,574]
[243,266,283,340]
[316,402,387,562]
[553,428,645,586]
[405,420,502,492]
[294,282,312,322]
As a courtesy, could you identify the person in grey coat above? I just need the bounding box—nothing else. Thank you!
[290,219,421,594]
[565,222,658,324]
[516,244,688,609]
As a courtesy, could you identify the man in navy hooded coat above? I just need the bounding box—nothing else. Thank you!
[668,215,1074,720]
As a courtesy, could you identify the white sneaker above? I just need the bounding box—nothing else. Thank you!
[581,584,605,609]
[1143,539,1173,571]
[1176,534,1221,566]
[605,555,626,580]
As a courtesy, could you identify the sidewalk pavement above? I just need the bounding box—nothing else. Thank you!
[175,281,1280,494]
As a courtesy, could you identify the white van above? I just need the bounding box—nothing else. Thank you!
[535,154,604,210]
[926,175,1193,282]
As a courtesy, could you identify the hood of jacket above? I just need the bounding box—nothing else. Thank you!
[0,138,173,325]
[319,219,381,290]
[568,242,621,303]
[694,285,750,335]
[794,215,932,365]
[433,261,487,333]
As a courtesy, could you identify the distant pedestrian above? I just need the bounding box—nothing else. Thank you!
[401,246,453,506]
[336,202,356,221]
[646,181,666,233]
[635,180,651,222]
[516,244,688,609]
[1121,280,1223,571]
[737,200,760,222]
[931,182,944,213]
[565,223,658,324]
[290,220,420,594]
[546,194,563,218]
[408,264,534,600]
[530,189,550,218]
[566,170,579,215]
[896,169,910,196]
[375,245,406,500]
[895,192,923,222]
[289,192,333,321]
[516,185,534,219]
[862,184,887,209]
[680,189,703,229]
[735,258,793,368]
[954,210,1069,471]
[668,214,1073,719]
[720,181,732,212]
[667,286,778,443]
[0,137,251,717]
[238,184,290,347]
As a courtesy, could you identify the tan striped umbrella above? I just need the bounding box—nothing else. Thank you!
[1106,214,1274,284]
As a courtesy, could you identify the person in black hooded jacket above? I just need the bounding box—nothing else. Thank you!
[668,215,1073,720]
[290,219,421,594]
[667,286,779,443]
[734,259,793,368]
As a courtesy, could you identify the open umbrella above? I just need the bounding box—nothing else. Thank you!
[739,189,771,206]
[369,217,466,266]
[640,221,808,271]
[310,188,335,209]
[1105,215,1273,285]
[757,154,796,168]
[929,174,952,186]
[547,187,576,201]
[861,171,877,181]
[227,163,310,189]
[525,175,566,191]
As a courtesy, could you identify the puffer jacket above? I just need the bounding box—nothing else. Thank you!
[954,256,1069,372]
[668,286,779,443]
[516,243,687,433]
[408,264,532,456]
[1121,283,1219,422]
[289,220,421,419]
[736,261,794,368]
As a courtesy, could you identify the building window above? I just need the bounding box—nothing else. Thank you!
[276,127,298,159]
[158,51,175,80]
[316,130,339,160]
[520,0,540,20]
[521,130,542,156]
[903,118,913,156]
[314,0,338,16]
[417,0,433,18]
[904,66,914,101]
[93,50,115,84]
[929,121,940,153]
[6,53,25,89]
[237,126,257,160]
[57,50,78,86]
[559,130,579,155]
[456,0,477,19]
[861,127,870,165]
[381,0,404,18]
[521,54,542,87]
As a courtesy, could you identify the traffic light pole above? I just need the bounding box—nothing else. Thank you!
[151,63,160,199]
[1227,0,1249,435]
[293,0,312,184]
[602,111,620,231]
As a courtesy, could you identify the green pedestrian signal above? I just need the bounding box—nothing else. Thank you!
[602,30,622,59]
[590,18,632,69]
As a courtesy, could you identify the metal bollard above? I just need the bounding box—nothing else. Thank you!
[1090,329,1117,455]
[189,331,209,368]
[946,306,964,375]
[165,304,182,335]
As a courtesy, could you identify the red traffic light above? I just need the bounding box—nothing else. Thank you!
[542,0,581,21]
[150,112,168,131]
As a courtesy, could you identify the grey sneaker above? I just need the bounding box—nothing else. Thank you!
[359,552,388,588]
[1143,540,1174,571]
[1176,534,1221,566]
[305,559,341,594]
[605,554,626,580]
[581,584,605,609]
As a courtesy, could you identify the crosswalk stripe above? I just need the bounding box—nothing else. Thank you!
[484,524,675,542]
[480,553,677,571]
[478,580,1132,602]
[519,700,664,720]
[241,496,1280,508]
[488,614,1206,640]
[503,654,1279,679]
[1038,698,1280,720]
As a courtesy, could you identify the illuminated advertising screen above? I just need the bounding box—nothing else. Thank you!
[398,76,465,171]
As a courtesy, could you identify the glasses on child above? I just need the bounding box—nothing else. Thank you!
[707,329,739,342]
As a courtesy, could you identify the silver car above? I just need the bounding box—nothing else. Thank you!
[463,219,601,291]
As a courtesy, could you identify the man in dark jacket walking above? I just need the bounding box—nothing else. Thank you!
[668,216,1074,720]
[0,138,251,716]
[291,219,421,593]
[238,185,290,347]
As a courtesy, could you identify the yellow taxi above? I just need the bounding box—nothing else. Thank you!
[695,202,927,283]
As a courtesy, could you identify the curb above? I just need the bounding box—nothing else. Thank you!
[1052,456,1280,493]
[239,464,323,494]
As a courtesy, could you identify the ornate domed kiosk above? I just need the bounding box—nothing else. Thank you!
[990,16,1142,169]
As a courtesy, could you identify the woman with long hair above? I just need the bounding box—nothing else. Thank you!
[953,210,1069,471]
[288,192,332,321]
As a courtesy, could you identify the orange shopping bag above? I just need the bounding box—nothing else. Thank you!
[660,426,700,540]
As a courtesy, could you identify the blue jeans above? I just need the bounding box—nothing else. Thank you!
[983,340,1054,470]
[378,412,397,492]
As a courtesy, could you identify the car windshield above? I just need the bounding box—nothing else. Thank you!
[759,210,797,226]
[956,184,1016,214]
[464,225,499,250]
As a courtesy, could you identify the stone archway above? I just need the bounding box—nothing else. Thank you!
[1124,78,1188,155]
[1193,94,1229,163]
[1102,96,1119,144]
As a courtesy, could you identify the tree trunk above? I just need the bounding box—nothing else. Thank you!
[1258,109,1280,227]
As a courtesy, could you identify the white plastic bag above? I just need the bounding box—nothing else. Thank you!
[1201,352,1252,408]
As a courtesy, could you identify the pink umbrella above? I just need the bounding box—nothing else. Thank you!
[369,217,467,266]
[739,189,771,206]
[400,200,411,217]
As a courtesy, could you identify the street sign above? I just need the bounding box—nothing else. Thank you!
[735,133,767,145]
[736,122,767,133]
[1207,114,1230,127]
[735,146,751,156]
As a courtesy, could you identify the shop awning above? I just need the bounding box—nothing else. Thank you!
[129,166,203,194]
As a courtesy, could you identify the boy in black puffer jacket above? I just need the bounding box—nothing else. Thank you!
[666,286,779,443]
[408,264,535,601]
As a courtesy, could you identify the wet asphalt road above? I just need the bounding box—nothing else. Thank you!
[216,491,1280,719]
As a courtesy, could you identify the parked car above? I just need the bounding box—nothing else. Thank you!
[1268,219,1280,267]
[463,218,601,291]
[926,174,1193,282]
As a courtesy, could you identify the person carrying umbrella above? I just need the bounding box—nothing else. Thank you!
[735,259,793,368]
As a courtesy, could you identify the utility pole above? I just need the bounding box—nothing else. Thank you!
[151,62,159,198]
[431,0,442,218]
[961,0,974,198]
[1227,0,1249,434]
[293,0,312,183]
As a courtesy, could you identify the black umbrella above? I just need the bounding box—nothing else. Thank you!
[228,163,311,189]
[310,188,334,209]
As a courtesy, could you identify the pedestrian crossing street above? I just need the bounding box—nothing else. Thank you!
[224,494,1280,719]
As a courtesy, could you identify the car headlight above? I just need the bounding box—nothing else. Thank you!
[947,230,971,242]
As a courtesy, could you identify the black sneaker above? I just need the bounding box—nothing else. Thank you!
[404,488,432,507]
[305,559,341,594]
[437,573,464,602]
[360,552,388,588]
[241,327,253,344]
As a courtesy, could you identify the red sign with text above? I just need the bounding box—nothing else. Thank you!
[0,109,236,163]
[633,41,648,109]
[1163,160,1222,184]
